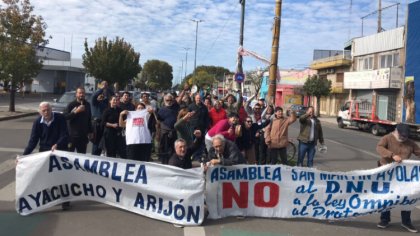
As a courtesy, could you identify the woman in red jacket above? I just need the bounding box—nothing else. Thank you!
[208,100,227,128]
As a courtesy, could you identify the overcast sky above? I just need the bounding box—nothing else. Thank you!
[30,0,411,84]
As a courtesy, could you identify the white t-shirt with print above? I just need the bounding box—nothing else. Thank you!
[125,110,152,145]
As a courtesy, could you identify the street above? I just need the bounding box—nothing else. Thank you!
[1,111,420,236]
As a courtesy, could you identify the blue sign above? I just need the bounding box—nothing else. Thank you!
[234,73,245,83]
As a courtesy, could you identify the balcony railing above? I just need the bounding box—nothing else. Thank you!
[310,55,352,70]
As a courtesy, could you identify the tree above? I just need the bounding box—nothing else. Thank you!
[194,65,230,81]
[0,0,48,112]
[180,65,231,91]
[188,70,216,90]
[83,37,141,90]
[303,75,331,117]
[140,59,173,91]
[246,68,266,98]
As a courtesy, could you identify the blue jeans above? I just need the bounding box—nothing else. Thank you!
[297,141,316,167]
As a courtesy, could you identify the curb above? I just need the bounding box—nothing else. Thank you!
[0,112,38,122]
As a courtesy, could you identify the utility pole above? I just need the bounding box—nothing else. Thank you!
[180,60,184,84]
[183,47,190,79]
[235,0,246,91]
[268,0,282,105]
[191,19,203,74]
[378,0,382,33]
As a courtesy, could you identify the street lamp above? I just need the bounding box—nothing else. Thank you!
[183,47,190,79]
[191,19,203,74]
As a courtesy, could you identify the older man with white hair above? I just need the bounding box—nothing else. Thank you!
[24,102,69,155]
[23,101,70,210]
[206,134,246,166]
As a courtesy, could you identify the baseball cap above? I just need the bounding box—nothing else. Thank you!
[396,123,410,138]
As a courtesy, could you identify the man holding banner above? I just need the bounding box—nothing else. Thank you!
[376,123,420,233]
[206,134,246,167]
[23,101,70,210]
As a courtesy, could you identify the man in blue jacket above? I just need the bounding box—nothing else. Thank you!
[23,101,70,210]
[24,102,69,155]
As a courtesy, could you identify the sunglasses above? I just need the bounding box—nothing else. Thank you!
[246,120,252,123]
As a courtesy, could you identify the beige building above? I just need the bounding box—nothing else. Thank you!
[344,27,405,122]
[310,50,352,116]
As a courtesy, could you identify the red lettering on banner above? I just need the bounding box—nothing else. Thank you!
[254,182,279,207]
[222,182,248,208]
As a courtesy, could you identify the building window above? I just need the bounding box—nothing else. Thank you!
[336,73,344,83]
[358,56,373,71]
[380,52,399,68]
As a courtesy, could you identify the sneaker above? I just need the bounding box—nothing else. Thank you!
[173,224,184,228]
[377,221,389,229]
[401,223,418,233]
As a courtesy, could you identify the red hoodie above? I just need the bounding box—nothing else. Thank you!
[207,119,235,141]
[208,107,227,128]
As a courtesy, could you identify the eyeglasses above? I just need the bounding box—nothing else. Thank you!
[246,120,252,123]
[165,99,173,102]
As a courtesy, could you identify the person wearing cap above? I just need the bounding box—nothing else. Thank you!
[376,123,420,233]
[243,94,263,123]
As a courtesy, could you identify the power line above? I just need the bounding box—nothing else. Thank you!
[201,5,237,60]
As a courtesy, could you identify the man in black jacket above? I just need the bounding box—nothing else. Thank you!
[168,130,203,169]
[64,87,93,154]
[207,134,246,166]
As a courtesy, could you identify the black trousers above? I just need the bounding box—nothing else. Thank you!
[380,210,411,224]
[258,135,268,165]
[268,147,287,165]
[127,144,152,162]
[68,136,88,154]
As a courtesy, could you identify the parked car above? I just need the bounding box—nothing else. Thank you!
[51,91,93,113]
[286,104,308,117]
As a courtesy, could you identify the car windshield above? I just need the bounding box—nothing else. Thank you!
[58,93,75,103]
[57,92,92,103]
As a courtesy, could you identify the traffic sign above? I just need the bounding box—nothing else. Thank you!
[234,73,245,83]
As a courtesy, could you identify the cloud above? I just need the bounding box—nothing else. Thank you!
[29,0,408,81]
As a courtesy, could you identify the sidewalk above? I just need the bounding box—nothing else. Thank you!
[0,107,38,121]
[318,115,337,126]
[0,92,54,121]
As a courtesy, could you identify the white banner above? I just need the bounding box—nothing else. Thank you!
[16,151,205,226]
[206,163,420,220]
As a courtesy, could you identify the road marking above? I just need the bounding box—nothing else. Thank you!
[0,181,15,201]
[0,159,16,175]
[0,147,24,153]
[184,226,205,236]
[326,139,378,158]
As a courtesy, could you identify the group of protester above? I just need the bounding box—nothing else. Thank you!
[22,80,420,232]
[23,80,326,170]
